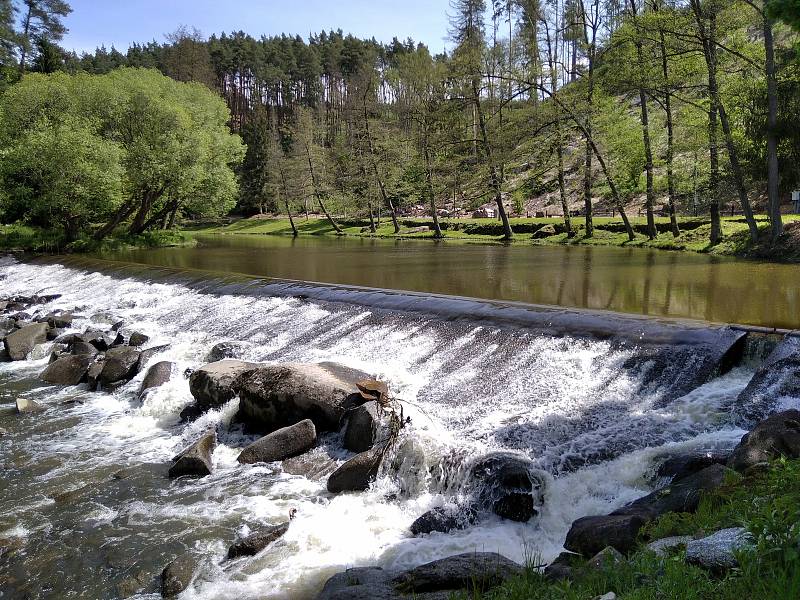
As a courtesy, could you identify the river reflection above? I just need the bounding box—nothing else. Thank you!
[97,234,800,329]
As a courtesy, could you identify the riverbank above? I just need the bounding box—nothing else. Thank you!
[188,215,800,262]
[0,224,196,253]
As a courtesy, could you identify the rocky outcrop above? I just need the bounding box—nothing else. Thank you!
[139,361,173,399]
[728,409,800,471]
[40,355,93,386]
[686,528,751,571]
[343,402,381,453]
[160,553,196,598]
[226,522,289,559]
[238,419,317,464]
[410,505,477,536]
[236,362,369,433]
[468,452,547,522]
[168,431,216,478]
[99,346,141,387]
[327,446,384,493]
[188,359,259,410]
[4,322,49,360]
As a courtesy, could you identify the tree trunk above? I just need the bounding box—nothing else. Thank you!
[94,202,138,240]
[362,88,400,233]
[279,165,298,236]
[305,142,342,234]
[583,42,595,237]
[658,23,680,237]
[709,103,722,246]
[424,141,443,239]
[18,7,31,76]
[764,11,782,241]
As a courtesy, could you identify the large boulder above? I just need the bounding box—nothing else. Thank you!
[237,419,317,464]
[139,361,174,399]
[564,514,650,557]
[226,522,289,559]
[70,340,99,357]
[468,452,547,522]
[237,362,369,433]
[4,322,49,360]
[168,431,216,478]
[728,409,800,471]
[160,553,196,598]
[343,402,381,452]
[327,446,384,493]
[99,346,141,386]
[686,528,751,571]
[393,553,522,594]
[188,359,259,411]
[40,355,93,386]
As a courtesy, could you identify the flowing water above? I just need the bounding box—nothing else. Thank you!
[0,251,795,599]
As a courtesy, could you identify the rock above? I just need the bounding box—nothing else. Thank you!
[70,340,99,356]
[728,409,800,472]
[99,346,141,386]
[236,362,369,433]
[46,327,64,341]
[586,546,624,570]
[208,341,250,362]
[41,311,74,328]
[343,401,381,452]
[544,552,576,582]
[4,322,49,360]
[47,343,69,363]
[327,446,384,493]
[317,566,398,600]
[40,355,93,386]
[686,528,751,571]
[592,594,617,600]
[393,552,522,594]
[90,312,123,328]
[564,514,650,557]
[410,505,477,536]
[647,535,693,557]
[16,398,45,414]
[189,359,259,410]
[613,464,731,519]
[237,419,317,464]
[655,452,729,483]
[735,337,800,421]
[139,361,173,399]
[179,404,203,423]
[86,361,104,391]
[80,330,118,351]
[168,431,216,478]
[468,452,547,522]
[281,453,338,479]
[137,344,170,371]
[356,379,389,402]
[160,553,196,598]
[128,331,149,347]
[226,522,289,559]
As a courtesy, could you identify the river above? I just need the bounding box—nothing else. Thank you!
[0,241,797,599]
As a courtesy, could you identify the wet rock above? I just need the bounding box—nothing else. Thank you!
[189,359,259,410]
[0,317,15,337]
[128,331,149,347]
[237,419,317,465]
[137,344,170,371]
[86,360,104,391]
[343,401,381,452]
[208,341,250,362]
[282,452,339,479]
[317,566,398,600]
[728,409,800,472]
[90,312,123,327]
[48,343,69,363]
[4,322,49,360]
[139,361,173,399]
[613,464,731,519]
[226,522,289,559]
[647,535,693,557]
[46,327,64,341]
[327,446,384,493]
[179,403,203,423]
[393,552,522,594]
[168,431,216,478]
[686,528,751,571]
[410,505,477,536]
[40,355,93,386]
[16,398,45,414]
[116,570,151,598]
[544,552,576,581]
[469,452,547,522]
[655,451,729,483]
[99,346,141,386]
[237,362,369,433]
[564,514,650,557]
[70,340,99,356]
[160,553,196,598]
[80,330,118,351]
[586,546,624,570]
[40,311,74,328]
[735,337,800,422]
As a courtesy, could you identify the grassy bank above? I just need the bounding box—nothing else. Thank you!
[188,214,800,262]
[467,459,800,600]
[0,224,196,253]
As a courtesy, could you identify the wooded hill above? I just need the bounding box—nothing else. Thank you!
[2,0,800,247]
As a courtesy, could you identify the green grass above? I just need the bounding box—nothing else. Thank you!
[189,214,800,261]
[456,459,800,600]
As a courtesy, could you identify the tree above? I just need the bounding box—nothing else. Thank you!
[31,38,63,73]
[0,0,16,69]
[17,0,72,75]
[162,26,216,88]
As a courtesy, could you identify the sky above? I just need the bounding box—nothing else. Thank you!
[58,0,453,55]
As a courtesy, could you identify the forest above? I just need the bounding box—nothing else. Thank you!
[1,0,800,251]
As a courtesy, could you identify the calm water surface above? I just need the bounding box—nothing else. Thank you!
[97,234,800,329]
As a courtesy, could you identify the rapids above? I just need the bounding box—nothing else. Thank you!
[0,255,786,599]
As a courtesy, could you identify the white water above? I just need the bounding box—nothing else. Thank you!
[0,257,771,599]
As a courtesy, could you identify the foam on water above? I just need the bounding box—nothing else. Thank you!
[0,257,768,599]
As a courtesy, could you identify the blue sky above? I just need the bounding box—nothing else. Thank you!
[58,0,453,54]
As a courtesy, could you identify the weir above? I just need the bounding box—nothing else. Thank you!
[1,255,799,599]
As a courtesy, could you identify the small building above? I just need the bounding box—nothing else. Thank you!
[472,207,496,219]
